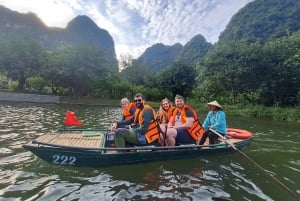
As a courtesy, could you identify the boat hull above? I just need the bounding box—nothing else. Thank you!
[23,136,253,167]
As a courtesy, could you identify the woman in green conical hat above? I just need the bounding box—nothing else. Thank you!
[198,100,227,145]
[206,100,222,109]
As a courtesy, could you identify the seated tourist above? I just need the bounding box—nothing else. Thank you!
[111,93,160,149]
[161,94,204,146]
[198,100,226,145]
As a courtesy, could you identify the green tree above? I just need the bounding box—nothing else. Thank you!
[43,44,113,97]
[120,59,152,86]
[260,34,300,106]
[0,37,45,90]
[25,76,49,93]
[198,41,248,103]
[194,34,300,107]
[158,62,197,98]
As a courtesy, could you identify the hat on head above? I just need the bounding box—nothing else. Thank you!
[206,100,222,109]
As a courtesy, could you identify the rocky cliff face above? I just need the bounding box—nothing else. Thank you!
[219,0,300,43]
[137,34,212,71]
[138,43,183,71]
[175,34,212,64]
[0,5,117,67]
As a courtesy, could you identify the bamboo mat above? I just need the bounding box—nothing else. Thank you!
[34,131,104,148]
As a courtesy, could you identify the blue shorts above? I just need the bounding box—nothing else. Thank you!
[175,129,194,145]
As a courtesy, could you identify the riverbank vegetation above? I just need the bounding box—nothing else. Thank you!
[0,33,300,123]
[59,96,300,123]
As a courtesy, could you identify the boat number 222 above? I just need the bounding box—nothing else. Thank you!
[52,155,76,165]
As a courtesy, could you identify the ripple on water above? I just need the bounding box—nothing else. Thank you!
[0,152,32,166]
[9,140,28,149]
[0,103,299,200]
[0,129,13,133]
[284,162,300,174]
[221,160,275,201]
[0,148,13,154]
[63,182,118,201]
[0,170,24,187]
[0,173,59,198]
[0,133,20,141]
[88,173,112,183]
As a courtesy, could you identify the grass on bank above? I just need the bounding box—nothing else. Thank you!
[1,90,298,122]
[225,104,300,123]
[61,96,300,123]
[60,96,161,107]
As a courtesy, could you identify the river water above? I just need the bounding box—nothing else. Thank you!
[0,102,299,201]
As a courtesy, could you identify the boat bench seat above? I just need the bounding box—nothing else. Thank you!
[178,143,196,146]
[134,145,156,152]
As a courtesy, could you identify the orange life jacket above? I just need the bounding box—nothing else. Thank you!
[170,105,205,141]
[157,106,176,124]
[133,104,160,143]
[122,103,136,120]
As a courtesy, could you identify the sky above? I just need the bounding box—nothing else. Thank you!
[0,0,253,59]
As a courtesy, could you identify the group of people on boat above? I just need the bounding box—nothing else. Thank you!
[110,93,226,149]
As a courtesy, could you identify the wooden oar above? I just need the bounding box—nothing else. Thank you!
[209,128,299,199]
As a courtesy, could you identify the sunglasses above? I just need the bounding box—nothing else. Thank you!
[134,99,142,103]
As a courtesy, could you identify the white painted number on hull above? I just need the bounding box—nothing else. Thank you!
[52,155,76,165]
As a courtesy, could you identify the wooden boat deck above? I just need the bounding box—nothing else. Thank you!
[30,131,243,150]
[33,131,105,148]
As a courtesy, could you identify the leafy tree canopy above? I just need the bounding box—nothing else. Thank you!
[0,37,45,90]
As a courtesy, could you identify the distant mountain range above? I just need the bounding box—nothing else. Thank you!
[138,0,300,71]
[219,0,300,43]
[138,43,183,71]
[1,0,300,72]
[137,34,213,71]
[0,5,117,68]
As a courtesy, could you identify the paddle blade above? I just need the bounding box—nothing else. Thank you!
[64,111,83,127]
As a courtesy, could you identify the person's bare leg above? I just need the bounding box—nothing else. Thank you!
[165,128,177,146]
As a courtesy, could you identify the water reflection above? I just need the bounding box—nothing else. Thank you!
[0,102,299,200]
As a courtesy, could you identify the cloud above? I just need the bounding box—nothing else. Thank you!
[0,0,78,27]
[94,0,253,58]
[0,0,253,58]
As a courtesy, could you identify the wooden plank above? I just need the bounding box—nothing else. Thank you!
[33,132,106,148]
[36,134,58,143]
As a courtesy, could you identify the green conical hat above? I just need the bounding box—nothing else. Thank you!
[206,100,222,109]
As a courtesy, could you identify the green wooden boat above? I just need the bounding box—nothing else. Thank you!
[23,128,253,167]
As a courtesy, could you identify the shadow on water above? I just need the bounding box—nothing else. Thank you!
[0,102,299,200]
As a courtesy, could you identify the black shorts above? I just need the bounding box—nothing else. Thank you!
[175,129,194,145]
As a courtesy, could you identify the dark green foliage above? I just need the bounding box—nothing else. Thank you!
[43,44,113,97]
[258,34,300,106]
[0,6,118,69]
[121,59,154,86]
[175,34,212,65]
[138,43,183,71]
[0,37,45,90]
[0,6,47,39]
[194,33,300,107]
[25,76,49,93]
[138,34,212,71]
[119,59,170,100]
[158,62,197,98]
[219,0,300,43]
[97,73,133,99]
[1,1,300,109]
[65,15,117,67]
